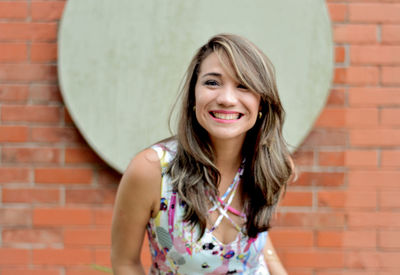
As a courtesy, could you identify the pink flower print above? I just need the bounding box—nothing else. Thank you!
[172,235,187,254]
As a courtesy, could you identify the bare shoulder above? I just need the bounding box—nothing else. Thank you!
[117,148,161,217]
[124,148,161,182]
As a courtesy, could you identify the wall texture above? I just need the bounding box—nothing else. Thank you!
[0,0,399,274]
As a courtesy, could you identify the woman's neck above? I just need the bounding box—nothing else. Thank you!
[211,137,244,174]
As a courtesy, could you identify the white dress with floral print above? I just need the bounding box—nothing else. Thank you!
[147,140,270,275]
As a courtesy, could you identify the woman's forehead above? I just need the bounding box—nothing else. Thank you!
[198,51,238,81]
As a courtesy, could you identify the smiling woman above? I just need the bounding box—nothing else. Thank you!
[111,34,293,275]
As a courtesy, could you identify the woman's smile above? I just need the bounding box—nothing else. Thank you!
[209,110,243,122]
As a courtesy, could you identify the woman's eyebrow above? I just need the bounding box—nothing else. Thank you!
[200,72,222,79]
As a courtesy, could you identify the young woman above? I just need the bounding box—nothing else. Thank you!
[111,34,293,275]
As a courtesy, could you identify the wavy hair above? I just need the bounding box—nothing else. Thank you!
[167,34,292,238]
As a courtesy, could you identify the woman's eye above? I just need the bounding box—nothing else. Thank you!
[237,84,248,89]
[204,80,219,87]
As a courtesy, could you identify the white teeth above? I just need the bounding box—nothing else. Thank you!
[212,112,240,120]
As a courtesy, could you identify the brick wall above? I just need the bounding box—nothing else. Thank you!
[0,0,399,274]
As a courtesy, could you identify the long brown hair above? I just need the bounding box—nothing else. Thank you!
[168,34,292,238]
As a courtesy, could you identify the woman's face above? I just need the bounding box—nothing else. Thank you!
[194,52,261,144]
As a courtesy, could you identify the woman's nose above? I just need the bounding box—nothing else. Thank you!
[216,85,238,106]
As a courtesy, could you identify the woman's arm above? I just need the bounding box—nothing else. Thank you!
[264,235,288,275]
[111,149,161,275]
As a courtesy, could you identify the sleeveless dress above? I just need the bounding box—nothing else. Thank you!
[147,140,270,275]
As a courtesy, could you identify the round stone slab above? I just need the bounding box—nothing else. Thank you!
[58,0,333,173]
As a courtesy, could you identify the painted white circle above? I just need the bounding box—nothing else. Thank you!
[58,0,333,172]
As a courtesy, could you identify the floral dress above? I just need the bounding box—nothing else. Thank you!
[147,140,270,275]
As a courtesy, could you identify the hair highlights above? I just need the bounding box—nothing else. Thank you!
[168,34,292,238]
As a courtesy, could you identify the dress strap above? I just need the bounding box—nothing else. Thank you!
[208,163,246,233]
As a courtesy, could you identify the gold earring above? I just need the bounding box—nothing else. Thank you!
[259,112,262,119]
[193,106,196,112]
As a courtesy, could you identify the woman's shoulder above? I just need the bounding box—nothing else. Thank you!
[120,148,162,202]
[122,137,177,190]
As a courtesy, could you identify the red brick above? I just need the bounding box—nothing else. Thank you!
[0,2,28,19]
[351,45,400,65]
[30,84,62,102]
[316,108,379,128]
[328,3,348,22]
[317,230,376,248]
[33,208,92,226]
[274,212,346,228]
[348,87,400,107]
[33,248,92,265]
[31,1,66,21]
[0,22,58,41]
[0,43,27,62]
[345,150,378,167]
[347,108,379,127]
[301,129,347,147]
[326,88,346,106]
[65,268,107,275]
[315,108,346,128]
[0,125,28,142]
[379,230,400,248]
[65,147,100,163]
[0,248,30,265]
[141,236,151,269]
[292,150,314,166]
[35,168,93,184]
[335,46,346,63]
[3,228,62,244]
[0,208,31,225]
[2,269,59,275]
[334,24,377,44]
[382,66,400,85]
[318,191,377,208]
[349,4,400,23]
[287,271,313,275]
[346,66,380,85]
[2,105,61,123]
[0,85,29,102]
[350,129,400,146]
[65,188,116,204]
[2,188,59,203]
[93,208,113,225]
[285,251,344,268]
[0,167,30,183]
[94,249,111,265]
[334,68,346,84]
[349,170,400,189]
[280,191,312,207]
[382,25,400,44]
[2,147,60,164]
[346,251,400,268]
[31,43,58,62]
[348,212,400,227]
[381,150,400,167]
[316,271,374,275]
[64,229,111,246]
[319,151,345,166]
[269,229,314,247]
[295,172,344,186]
[381,108,400,126]
[379,191,400,208]
[0,64,57,82]
[30,127,83,143]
